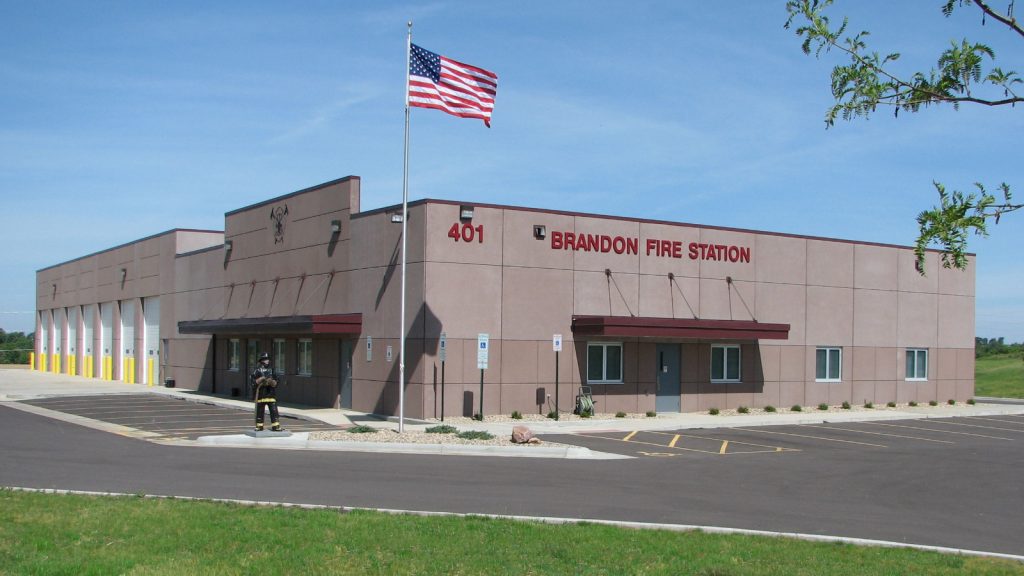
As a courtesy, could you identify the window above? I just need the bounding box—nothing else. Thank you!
[815,347,842,382]
[587,342,622,383]
[273,338,286,373]
[297,339,313,376]
[228,339,240,371]
[246,340,259,373]
[711,344,741,382]
[906,348,928,380]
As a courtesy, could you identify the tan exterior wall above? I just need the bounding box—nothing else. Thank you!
[35,177,975,417]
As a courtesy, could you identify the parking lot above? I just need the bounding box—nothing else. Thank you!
[22,394,344,440]
[543,413,1024,458]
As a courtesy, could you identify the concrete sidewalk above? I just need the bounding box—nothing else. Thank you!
[4,367,1024,458]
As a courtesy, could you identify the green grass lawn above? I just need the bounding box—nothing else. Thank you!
[2,490,1022,575]
[975,354,1024,398]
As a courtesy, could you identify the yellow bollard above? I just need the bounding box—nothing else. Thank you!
[128,357,135,384]
[29,352,34,370]
[41,354,47,372]
[103,356,111,380]
[54,355,61,374]
[147,358,154,387]
[87,356,93,378]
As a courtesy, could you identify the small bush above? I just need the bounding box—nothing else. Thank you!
[709,407,720,415]
[347,425,377,434]
[646,411,657,417]
[425,425,458,434]
[580,411,592,418]
[841,401,851,410]
[737,406,749,414]
[764,405,776,413]
[790,405,802,412]
[909,401,918,407]
[948,399,956,405]
[472,413,484,421]
[457,430,494,441]
[887,401,896,408]
[817,403,828,411]
[967,398,976,405]
[864,402,874,409]
[510,411,522,420]
[615,411,627,418]
[929,400,938,406]
[547,410,558,419]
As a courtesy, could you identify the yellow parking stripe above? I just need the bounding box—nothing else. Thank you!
[719,441,729,454]
[587,433,725,455]
[731,427,888,448]
[668,434,681,448]
[926,420,1024,433]
[647,430,796,452]
[870,422,1014,441]
[802,424,954,444]
[623,430,638,442]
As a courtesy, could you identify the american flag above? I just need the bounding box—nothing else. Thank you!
[408,43,498,127]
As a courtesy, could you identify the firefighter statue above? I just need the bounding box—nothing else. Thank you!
[250,352,284,432]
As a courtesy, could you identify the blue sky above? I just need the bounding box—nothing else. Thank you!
[2,1,1021,340]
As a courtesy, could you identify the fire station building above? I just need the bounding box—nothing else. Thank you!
[34,176,976,417]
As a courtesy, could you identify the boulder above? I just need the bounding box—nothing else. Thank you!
[511,425,540,444]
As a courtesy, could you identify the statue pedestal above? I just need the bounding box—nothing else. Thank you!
[244,430,293,438]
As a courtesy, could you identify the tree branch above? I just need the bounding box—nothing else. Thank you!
[973,0,1024,39]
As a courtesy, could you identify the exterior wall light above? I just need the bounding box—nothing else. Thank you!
[533,225,546,239]
[224,239,233,252]
[390,213,404,223]
[330,220,342,234]
[459,205,474,220]
[119,268,127,282]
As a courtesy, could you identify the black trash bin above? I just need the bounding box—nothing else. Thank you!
[164,378,175,388]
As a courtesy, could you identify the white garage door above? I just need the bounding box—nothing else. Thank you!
[143,297,160,385]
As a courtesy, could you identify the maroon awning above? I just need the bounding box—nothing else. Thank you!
[178,313,362,336]
[571,315,789,340]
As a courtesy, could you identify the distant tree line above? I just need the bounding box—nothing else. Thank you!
[0,330,34,364]
[976,337,1023,359]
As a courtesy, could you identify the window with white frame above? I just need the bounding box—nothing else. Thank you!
[815,347,842,382]
[711,344,741,382]
[587,342,623,383]
[273,338,286,372]
[906,348,928,380]
[228,339,240,372]
[297,339,313,376]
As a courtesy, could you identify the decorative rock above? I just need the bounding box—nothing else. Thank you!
[512,425,540,444]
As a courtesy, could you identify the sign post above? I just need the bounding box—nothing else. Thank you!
[439,332,446,421]
[553,334,562,420]
[477,333,489,420]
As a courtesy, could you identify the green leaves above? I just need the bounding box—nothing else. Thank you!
[915,182,1020,273]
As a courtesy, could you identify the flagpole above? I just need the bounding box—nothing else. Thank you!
[398,21,412,433]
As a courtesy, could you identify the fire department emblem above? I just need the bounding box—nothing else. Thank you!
[270,204,289,244]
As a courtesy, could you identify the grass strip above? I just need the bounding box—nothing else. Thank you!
[975,354,1024,398]
[1,490,1022,575]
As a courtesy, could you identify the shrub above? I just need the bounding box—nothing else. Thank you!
[646,411,657,417]
[764,405,777,413]
[511,411,522,420]
[737,406,749,414]
[457,430,494,441]
[709,407,720,415]
[929,400,938,406]
[864,402,874,409]
[547,410,558,419]
[790,405,802,412]
[817,403,828,411]
[841,401,851,410]
[909,401,918,407]
[472,413,484,421]
[615,411,627,418]
[967,398,976,405]
[887,401,896,408]
[347,425,376,434]
[948,399,956,405]
[425,425,458,434]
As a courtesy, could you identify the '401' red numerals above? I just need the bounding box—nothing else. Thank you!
[448,222,484,243]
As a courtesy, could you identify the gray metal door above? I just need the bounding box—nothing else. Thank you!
[656,344,681,412]
[338,340,353,409]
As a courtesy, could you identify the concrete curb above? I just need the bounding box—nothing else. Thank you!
[191,432,631,459]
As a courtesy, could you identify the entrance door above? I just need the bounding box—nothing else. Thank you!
[338,340,353,409]
[656,344,681,412]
